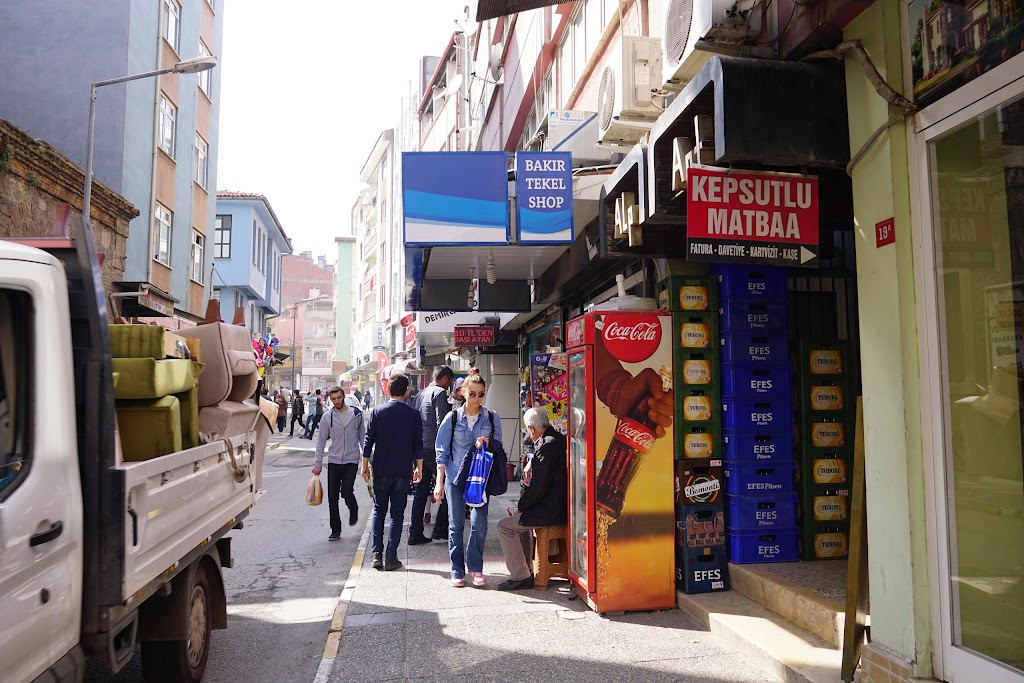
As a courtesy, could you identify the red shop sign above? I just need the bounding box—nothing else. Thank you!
[454,324,496,347]
[686,165,819,267]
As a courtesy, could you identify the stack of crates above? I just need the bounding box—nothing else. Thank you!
[796,341,854,561]
[717,265,799,564]
[658,274,729,594]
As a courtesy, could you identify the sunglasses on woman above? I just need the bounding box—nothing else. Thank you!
[467,391,485,398]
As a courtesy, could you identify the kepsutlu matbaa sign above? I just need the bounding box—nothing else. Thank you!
[686,166,819,267]
[454,324,497,347]
[516,151,574,244]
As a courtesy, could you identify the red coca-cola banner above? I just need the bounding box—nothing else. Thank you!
[600,314,662,363]
[566,317,586,349]
[686,165,820,267]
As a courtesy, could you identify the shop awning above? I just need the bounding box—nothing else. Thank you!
[646,56,851,225]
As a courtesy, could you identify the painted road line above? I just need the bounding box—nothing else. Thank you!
[313,515,372,683]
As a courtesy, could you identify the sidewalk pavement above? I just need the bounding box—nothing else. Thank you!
[326,489,779,683]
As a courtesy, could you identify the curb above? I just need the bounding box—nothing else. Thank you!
[312,515,372,683]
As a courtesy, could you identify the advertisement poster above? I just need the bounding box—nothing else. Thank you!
[686,165,819,267]
[530,354,568,433]
[570,312,676,613]
[909,0,1024,107]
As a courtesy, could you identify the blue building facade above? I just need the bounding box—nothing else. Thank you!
[214,192,291,336]
[0,0,224,323]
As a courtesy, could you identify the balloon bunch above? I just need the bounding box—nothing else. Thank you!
[252,334,280,377]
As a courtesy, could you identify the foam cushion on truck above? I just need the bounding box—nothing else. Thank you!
[109,324,165,360]
[112,358,201,399]
[116,396,182,461]
[251,398,276,493]
[176,323,258,407]
[176,383,201,450]
[198,400,260,439]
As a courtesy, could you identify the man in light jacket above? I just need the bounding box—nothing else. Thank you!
[312,387,365,541]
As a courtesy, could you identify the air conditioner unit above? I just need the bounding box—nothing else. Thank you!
[533,110,612,165]
[661,0,761,92]
[596,36,663,148]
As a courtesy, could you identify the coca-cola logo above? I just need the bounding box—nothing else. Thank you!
[601,315,662,363]
[615,418,656,454]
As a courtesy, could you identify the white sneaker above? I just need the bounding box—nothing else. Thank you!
[470,572,486,587]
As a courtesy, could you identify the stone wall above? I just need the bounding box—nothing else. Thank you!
[0,119,138,294]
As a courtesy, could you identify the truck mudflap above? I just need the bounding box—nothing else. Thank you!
[121,433,256,599]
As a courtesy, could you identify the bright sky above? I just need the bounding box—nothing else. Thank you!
[217,0,469,261]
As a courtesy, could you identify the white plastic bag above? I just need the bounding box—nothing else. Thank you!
[305,475,323,506]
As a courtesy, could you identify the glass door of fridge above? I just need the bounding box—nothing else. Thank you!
[567,348,595,590]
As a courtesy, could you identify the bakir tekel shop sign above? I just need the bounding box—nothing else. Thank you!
[686,165,820,267]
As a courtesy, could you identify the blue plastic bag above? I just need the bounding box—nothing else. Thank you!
[462,447,494,508]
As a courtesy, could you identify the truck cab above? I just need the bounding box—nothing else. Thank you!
[0,241,84,682]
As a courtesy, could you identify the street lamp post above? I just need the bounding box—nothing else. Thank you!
[82,55,217,229]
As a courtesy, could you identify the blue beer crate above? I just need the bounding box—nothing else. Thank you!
[713,265,787,302]
[722,363,792,398]
[728,527,799,563]
[720,332,788,365]
[676,546,730,593]
[723,430,793,463]
[722,397,792,433]
[724,462,796,496]
[725,493,798,530]
[718,302,787,332]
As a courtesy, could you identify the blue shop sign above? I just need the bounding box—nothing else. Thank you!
[403,152,510,246]
[515,151,573,244]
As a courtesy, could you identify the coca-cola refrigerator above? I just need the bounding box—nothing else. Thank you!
[565,311,676,613]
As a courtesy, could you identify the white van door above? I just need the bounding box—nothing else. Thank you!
[0,254,83,682]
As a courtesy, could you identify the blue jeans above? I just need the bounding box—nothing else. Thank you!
[445,479,489,579]
[304,413,320,438]
[372,474,410,561]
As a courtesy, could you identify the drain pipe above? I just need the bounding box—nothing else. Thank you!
[801,39,917,177]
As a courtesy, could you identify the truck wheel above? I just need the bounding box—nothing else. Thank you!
[141,563,213,683]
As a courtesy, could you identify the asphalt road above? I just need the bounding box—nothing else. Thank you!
[84,434,366,683]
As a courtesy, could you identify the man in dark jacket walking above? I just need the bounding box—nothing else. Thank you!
[409,365,454,544]
[361,373,423,572]
[289,389,305,437]
[496,407,567,591]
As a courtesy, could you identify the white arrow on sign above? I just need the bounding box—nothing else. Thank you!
[800,246,816,264]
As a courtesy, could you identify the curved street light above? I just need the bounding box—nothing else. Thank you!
[82,55,218,227]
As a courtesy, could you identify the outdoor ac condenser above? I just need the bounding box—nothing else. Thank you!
[661,0,762,92]
[596,35,663,148]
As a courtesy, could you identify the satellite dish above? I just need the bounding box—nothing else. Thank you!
[489,44,504,82]
[445,73,464,98]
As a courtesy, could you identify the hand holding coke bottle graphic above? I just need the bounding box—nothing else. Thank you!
[592,314,674,519]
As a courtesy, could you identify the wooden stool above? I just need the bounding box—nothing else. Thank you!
[531,525,569,589]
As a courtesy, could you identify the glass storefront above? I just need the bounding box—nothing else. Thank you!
[932,92,1024,675]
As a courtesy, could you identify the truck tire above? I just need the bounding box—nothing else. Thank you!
[140,562,213,683]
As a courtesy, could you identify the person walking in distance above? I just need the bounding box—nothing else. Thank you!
[273,390,288,433]
[409,365,454,545]
[289,389,305,437]
[434,374,502,588]
[303,389,324,439]
[362,373,423,571]
[496,408,567,590]
[312,387,365,541]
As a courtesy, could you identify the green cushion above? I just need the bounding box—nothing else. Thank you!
[176,385,200,450]
[117,396,182,461]
[112,358,202,399]
[109,324,165,359]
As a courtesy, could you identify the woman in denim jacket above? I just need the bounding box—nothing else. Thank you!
[433,374,502,588]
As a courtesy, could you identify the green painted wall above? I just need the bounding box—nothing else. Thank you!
[843,1,934,674]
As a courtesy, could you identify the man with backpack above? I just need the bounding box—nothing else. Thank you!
[312,387,365,541]
[410,365,454,545]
